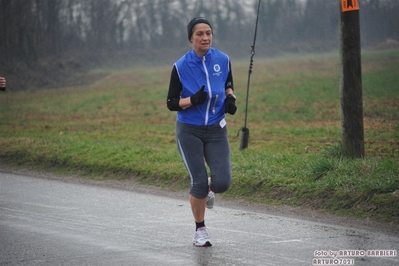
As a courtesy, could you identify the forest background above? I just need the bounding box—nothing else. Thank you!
[1,0,398,90]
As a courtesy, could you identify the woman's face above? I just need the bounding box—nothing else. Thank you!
[191,23,212,56]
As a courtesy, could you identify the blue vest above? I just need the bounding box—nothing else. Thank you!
[174,48,230,126]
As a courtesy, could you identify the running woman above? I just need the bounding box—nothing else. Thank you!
[167,17,237,247]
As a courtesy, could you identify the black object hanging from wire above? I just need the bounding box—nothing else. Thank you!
[239,0,261,151]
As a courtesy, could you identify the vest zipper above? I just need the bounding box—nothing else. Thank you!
[202,56,212,125]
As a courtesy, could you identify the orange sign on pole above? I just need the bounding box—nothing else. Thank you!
[342,0,359,12]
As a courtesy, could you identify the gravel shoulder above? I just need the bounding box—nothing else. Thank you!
[1,164,398,237]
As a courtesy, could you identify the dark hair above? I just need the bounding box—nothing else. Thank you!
[187,17,212,41]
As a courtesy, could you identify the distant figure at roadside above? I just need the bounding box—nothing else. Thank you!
[0,77,6,91]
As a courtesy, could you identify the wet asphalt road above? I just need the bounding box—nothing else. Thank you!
[0,172,398,266]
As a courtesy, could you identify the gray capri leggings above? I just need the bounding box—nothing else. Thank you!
[176,120,232,199]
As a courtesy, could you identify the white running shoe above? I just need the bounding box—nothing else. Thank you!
[206,177,215,209]
[193,227,212,247]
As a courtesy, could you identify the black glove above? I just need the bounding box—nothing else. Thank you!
[225,94,237,115]
[190,85,207,105]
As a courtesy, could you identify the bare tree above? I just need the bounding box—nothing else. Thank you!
[1,0,398,76]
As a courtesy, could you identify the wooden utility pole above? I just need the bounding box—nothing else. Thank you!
[339,0,365,158]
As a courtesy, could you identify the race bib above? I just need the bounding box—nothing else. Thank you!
[219,118,226,128]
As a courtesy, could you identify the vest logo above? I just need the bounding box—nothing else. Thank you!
[213,64,222,76]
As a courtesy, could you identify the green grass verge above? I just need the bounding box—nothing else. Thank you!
[1,50,398,223]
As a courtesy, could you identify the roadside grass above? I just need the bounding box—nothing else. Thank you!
[0,50,398,223]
